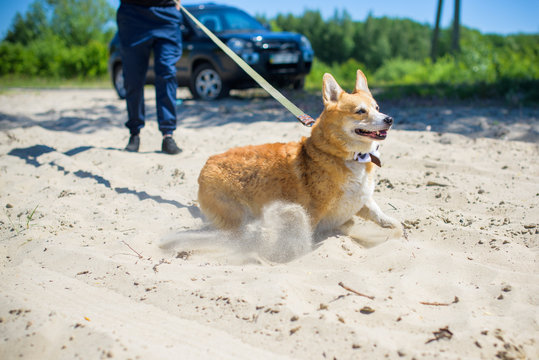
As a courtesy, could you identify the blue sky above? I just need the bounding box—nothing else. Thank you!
[1,0,538,39]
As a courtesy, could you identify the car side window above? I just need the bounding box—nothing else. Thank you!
[223,11,260,31]
[199,15,222,32]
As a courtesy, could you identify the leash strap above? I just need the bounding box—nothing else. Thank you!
[180,6,315,127]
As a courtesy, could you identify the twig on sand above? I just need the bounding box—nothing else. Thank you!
[420,296,459,306]
[425,326,453,344]
[329,294,349,303]
[426,180,448,187]
[152,258,170,273]
[121,240,143,259]
[338,282,375,300]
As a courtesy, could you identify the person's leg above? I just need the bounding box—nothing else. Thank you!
[122,46,150,136]
[152,7,183,138]
[117,4,153,138]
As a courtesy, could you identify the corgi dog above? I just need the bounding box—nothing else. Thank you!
[197,70,402,239]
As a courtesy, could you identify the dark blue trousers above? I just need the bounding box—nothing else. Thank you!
[117,3,183,136]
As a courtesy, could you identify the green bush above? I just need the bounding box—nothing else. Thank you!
[306,58,371,91]
[57,40,109,78]
[0,42,25,75]
[0,35,109,78]
[305,51,538,103]
[372,58,425,84]
[1,0,113,79]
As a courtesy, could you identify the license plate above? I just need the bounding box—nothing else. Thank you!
[270,52,299,64]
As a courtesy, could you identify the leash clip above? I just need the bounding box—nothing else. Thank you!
[297,114,315,127]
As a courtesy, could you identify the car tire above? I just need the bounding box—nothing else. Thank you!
[190,63,229,100]
[113,63,126,99]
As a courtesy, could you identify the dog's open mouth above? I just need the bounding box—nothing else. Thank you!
[354,128,389,140]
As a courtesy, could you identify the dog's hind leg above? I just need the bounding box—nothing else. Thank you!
[198,189,246,230]
[338,218,355,235]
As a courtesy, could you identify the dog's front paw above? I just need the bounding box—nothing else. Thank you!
[381,216,404,238]
[380,216,400,229]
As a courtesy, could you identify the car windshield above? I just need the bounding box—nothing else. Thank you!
[191,8,267,34]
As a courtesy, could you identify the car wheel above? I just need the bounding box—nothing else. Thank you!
[113,63,126,99]
[190,63,229,100]
[293,77,305,90]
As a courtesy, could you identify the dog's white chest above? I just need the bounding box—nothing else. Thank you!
[318,161,374,231]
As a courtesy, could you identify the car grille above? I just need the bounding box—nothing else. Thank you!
[266,62,300,74]
[254,42,301,74]
[255,41,299,51]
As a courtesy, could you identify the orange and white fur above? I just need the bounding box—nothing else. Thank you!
[197,70,402,239]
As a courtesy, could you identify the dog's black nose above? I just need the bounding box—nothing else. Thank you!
[384,116,394,125]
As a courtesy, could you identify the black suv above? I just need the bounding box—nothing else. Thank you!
[108,2,314,100]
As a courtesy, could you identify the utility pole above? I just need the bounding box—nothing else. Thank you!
[452,0,461,53]
[431,0,443,62]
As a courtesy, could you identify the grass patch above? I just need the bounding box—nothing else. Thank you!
[374,79,539,105]
[3,204,40,237]
[26,205,39,230]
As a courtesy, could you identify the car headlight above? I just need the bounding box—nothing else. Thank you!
[300,35,313,51]
[300,35,313,62]
[227,38,259,64]
[227,38,251,54]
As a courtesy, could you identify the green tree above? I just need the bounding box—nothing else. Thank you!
[46,0,115,46]
[4,0,115,45]
[1,0,115,78]
[4,1,49,45]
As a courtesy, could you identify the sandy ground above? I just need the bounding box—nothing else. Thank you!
[0,88,538,359]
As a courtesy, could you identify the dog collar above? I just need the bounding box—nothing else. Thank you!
[353,145,381,167]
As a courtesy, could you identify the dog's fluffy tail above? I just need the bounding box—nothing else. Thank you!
[160,201,313,263]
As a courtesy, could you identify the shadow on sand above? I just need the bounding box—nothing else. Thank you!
[7,144,202,219]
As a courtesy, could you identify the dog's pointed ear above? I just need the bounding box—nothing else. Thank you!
[323,73,343,105]
[354,69,371,95]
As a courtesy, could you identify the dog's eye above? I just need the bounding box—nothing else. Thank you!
[356,108,367,115]
[375,105,380,111]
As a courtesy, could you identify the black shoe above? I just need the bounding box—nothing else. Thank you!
[162,137,182,155]
[125,134,140,152]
